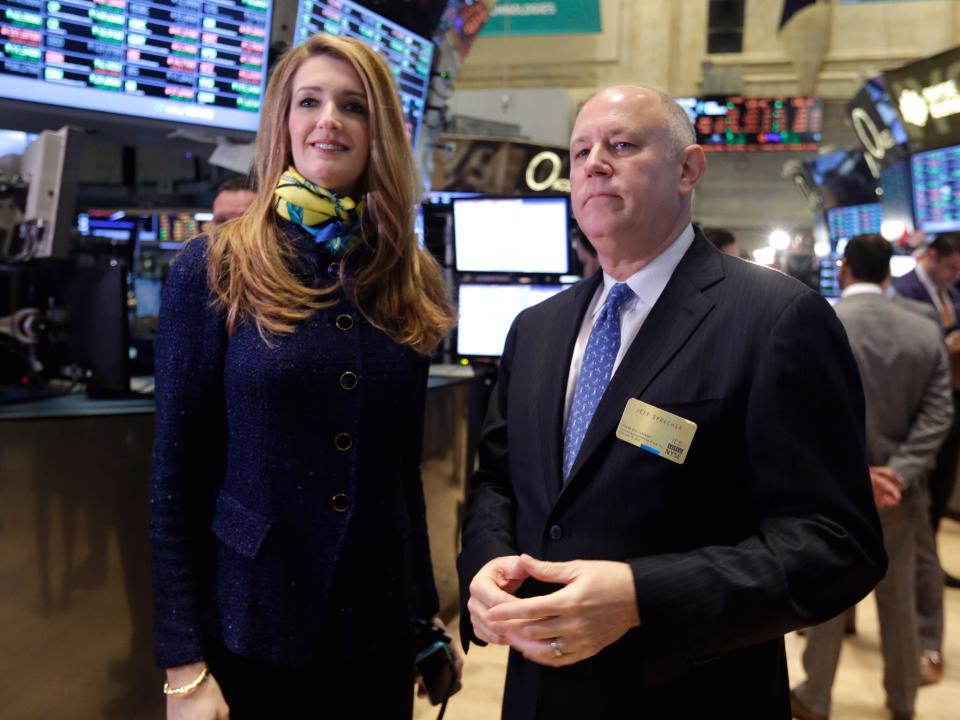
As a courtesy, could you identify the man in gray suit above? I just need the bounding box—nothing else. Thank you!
[791,234,953,720]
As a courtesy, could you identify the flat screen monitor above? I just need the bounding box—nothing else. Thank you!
[912,144,960,233]
[457,282,569,358]
[879,159,914,236]
[453,196,569,274]
[294,0,434,150]
[0,0,273,133]
[819,256,841,300]
[827,203,882,252]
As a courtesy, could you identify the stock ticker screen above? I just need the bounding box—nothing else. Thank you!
[0,0,272,132]
[676,96,823,151]
[826,203,883,250]
[912,145,960,234]
[294,0,434,149]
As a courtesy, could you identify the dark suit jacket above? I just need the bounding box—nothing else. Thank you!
[150,225,438,669]
[457,230,886,719]
[893,268,960,333]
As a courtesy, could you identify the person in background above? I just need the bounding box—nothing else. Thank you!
[150,34,457,720]
[704,226,741,257]
[457,84,885,719]
[791,233,952,720]
[893,232,960,684]
[572,220,600,278]
[210,176,257,230]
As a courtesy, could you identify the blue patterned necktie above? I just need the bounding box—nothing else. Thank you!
[562,282,635,481]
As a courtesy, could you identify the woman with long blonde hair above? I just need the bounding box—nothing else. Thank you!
[149,35,456,719]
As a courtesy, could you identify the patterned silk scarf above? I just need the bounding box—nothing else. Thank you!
[273,166,366,257]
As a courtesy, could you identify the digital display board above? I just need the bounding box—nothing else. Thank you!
[827,203,882,250]
[676,96,822,151]
[885,46,960,152]
[0,0,272,132]
[912,144,960,233]
[294,0,434,149]
[879,159,914,236]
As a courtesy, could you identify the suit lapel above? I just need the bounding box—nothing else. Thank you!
[539,272,602,505]
[560,234,723,495]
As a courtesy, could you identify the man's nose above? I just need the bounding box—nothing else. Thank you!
[583,147,610,176]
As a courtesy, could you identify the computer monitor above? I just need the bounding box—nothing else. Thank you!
[456,282,570,358]
[912,144,960,233]
[294,0,434,149]
[826,203,883,253]
[453,196,569,274]
[0,1,273,133]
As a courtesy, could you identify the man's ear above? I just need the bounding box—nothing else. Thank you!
[678,145,706,197]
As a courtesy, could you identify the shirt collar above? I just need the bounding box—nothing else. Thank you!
[841,282,884,298]
[592,223,696,317]
[915,261,940,303]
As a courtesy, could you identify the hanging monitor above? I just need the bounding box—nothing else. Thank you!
[912,144,960,233]
[827,203,882,255]
[453,196,569,274]
[0,0,273,133]
[456,282,570,358]
[294,0,434,150]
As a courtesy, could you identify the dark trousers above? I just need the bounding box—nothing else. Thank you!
[206,637,415,720]
[930,390,960,532]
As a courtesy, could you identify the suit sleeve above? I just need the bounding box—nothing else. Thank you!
[149,238,228,668]
[456,316,522,649]
[402,359,441,620]
[628,291,886,679]
[888,337,954,489]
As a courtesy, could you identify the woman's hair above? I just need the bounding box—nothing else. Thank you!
[205,34,453,354]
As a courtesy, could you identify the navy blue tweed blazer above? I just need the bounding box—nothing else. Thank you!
[150,222,439,668]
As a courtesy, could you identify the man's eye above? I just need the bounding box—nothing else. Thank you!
[573,148,589,159]
[614,142,634,150]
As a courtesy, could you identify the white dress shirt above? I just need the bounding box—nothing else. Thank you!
[841,283,884,298]
[563,224,696,426]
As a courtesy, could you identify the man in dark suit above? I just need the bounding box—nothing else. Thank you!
[456,85,886,719]
[791,234,952,720]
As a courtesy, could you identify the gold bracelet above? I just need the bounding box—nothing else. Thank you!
[163,665,210,697]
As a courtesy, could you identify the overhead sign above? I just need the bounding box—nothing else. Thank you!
[885,46,960,151]
[480,0,601,36]
[846,76,909,173]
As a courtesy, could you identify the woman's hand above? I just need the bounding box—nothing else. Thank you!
[165,662,229,720]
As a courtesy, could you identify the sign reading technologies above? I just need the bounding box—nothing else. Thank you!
[885,46,960,152]
[480,0,600,37]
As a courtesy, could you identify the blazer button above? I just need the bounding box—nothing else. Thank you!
[549,524,563,540]
[340,371,358,390]
[334,432,353,451]
[331,493,350,512]
[335,314,354,331]
[327,262,340,279]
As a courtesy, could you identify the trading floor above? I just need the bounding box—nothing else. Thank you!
[420,520,960,720]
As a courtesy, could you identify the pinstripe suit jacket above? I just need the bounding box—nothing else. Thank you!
[458,230,886,719]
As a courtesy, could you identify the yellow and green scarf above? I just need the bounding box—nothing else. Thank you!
[273,167,366,258]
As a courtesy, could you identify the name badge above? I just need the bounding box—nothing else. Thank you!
[616,398,697,465]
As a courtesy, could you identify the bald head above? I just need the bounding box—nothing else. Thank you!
[578,86,696,158]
